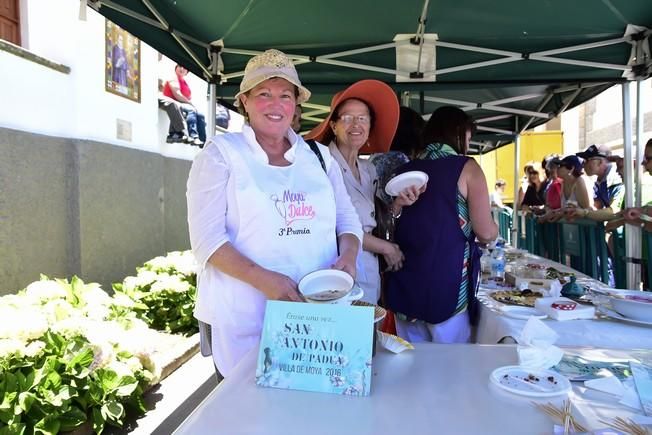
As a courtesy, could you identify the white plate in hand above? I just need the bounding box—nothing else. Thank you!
[385,171,428,197]
[490,366,571,397]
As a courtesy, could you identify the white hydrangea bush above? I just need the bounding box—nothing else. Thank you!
[113,250,199,335]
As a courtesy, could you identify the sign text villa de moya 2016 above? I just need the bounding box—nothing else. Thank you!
[256,301,375,396]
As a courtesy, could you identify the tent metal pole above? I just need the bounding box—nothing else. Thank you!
[315,58,398,76]
[483,94,544,106]
[621,82,640,289]
[302,109,330,118]
[207,45,221,140]
[520,93,554,132]
[437,41,520,57]
[318,42,397,59]
[90,0,209,50]
[90,0,165,30]
[474,105,550,119]
[533,37,627,57]
[529,55,627,72]
[553,82,609,93]
[554,88,582,117]
[437,57,521,76]
[476,114,512,123]
[635,80,644,207]
[139,0,212,79]
[414,95,474,106]
[401,92,411,107]
[512,131,521,247]
[476,126,515,135]
[412,0,430,75]
[302,102,331,111]
[415,95,550,119]
[208,83,216,137]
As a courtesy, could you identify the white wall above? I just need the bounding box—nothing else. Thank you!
[592,81,652,132]
[0,1,210,161]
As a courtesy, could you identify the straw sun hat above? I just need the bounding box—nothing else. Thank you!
[234,49,311,106]
[306,79,399,154]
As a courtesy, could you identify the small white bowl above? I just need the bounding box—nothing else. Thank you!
[308,286,364,305]
[298,269,360,304]
[608,290,652,322]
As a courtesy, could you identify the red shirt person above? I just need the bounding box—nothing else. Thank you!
[163,64,206,146]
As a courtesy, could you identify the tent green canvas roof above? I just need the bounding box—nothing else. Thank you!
[89,0,652,151]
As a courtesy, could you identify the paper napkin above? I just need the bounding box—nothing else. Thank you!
[516,317,564,370]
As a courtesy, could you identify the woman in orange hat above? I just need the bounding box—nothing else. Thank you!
[306,80,423,304]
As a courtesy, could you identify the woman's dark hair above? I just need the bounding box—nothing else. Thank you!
[559,162,583,178]
[390,106,424,158]
[421,106,476,155]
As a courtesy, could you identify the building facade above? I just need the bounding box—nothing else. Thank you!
[0,2,219,294]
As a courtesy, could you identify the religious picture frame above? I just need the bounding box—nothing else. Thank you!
[105,20,141,102]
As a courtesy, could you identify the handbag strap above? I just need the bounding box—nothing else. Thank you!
[305,139,327,173]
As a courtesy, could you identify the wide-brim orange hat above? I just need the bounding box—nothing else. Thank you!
[305,80,399,154]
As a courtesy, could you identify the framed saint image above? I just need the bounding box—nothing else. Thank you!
[105,20,141,102]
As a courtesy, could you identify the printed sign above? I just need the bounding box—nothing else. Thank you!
[255,301,374,396]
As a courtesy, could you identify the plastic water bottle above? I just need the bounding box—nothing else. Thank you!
[490,241,506,281]
[480,248,491,274]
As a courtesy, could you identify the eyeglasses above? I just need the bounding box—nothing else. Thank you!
[337,114,371,125]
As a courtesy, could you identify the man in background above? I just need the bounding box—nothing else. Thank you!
[158,78,188,143]
[569,144,624,221]
[163,64,206,147]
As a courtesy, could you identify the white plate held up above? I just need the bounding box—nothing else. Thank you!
[385,171,428,197]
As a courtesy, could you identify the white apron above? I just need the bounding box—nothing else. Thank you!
[199,135,338,376]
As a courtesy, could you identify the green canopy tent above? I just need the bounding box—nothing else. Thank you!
[88,0,651,148]
[88,0,652,286]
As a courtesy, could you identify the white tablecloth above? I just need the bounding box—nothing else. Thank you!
[477,295,652,348]
[476,252,652,349]
[174,344,651,435]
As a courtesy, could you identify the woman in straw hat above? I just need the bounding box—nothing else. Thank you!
[186,49,363,377]
[385,106,498,343]
[306,80,423,305]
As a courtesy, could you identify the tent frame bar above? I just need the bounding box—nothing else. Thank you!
[482,93,544,106]
[140,0,212,79]
[520,92,554,132]
[476,125,515,135]
[476,114,512,123]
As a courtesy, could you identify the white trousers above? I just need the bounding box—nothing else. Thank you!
[395,310,471,344]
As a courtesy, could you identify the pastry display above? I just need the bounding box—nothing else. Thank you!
[490,289,544,307]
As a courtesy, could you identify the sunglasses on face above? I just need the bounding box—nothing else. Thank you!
[528,171,539,175]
